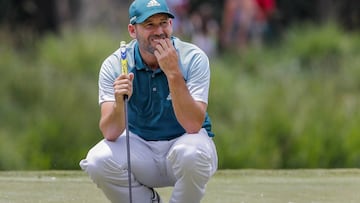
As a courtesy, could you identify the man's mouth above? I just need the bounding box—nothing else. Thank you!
[151,35,166,43]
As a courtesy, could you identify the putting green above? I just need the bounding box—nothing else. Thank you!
[1,169,359,202]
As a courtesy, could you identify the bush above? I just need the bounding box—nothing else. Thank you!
[0,23,360,170]
[211,23,360,169]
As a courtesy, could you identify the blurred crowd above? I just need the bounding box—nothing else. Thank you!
[0,0,277,53]
[167,0,277,56]
[5,0,359,54]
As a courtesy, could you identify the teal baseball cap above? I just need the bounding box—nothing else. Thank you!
[129,0,175,24]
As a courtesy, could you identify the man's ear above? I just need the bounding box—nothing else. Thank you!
[128,24,136,39]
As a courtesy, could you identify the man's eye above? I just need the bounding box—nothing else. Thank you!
[161,21,169,27]
[145,24,153,28]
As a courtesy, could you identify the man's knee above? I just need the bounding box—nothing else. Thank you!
[80,150,128,186]
[168,143,212,182]
[80,153,106,184]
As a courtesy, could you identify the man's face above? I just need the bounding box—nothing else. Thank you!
[132,14,173,55]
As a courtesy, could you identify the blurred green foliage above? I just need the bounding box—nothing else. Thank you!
[211,23,360,169]
[1,23,360,170]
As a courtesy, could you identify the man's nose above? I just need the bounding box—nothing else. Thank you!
[153,24,164,35]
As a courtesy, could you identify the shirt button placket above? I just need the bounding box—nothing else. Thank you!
[151,72,157,93]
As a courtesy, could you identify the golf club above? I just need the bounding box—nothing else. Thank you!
[120,41,133,203]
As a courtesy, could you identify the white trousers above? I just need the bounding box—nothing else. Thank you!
[79,128,218,203]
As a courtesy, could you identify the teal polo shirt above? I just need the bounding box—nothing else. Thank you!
[99,37,214,141]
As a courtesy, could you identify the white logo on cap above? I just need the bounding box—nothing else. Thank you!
[147,0,161,7]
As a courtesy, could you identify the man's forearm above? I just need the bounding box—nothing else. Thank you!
[99,102,126,141]
[167,73,206,133]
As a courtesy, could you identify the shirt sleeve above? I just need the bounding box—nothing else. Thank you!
[186,50,210,104]
[98,54,120,105]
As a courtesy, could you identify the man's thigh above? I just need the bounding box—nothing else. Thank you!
[115,132,176,187]
[168,128,218,175]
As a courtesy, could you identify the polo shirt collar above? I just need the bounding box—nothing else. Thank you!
[134,43,148,71]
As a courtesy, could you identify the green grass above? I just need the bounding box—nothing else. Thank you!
[1,169,360,202]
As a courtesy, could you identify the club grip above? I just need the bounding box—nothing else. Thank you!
[120,41,128,100]
[120,41,128,75]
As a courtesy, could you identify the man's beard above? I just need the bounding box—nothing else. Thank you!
[146,34,168,54]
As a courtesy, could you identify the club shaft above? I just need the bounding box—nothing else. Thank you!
[120,41,132,203]
[124,95,132,203]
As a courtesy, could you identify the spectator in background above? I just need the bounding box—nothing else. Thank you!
[220,0,257,51]
[190,3,219,57]
[220,0,276,52]
[253,0,276,46]
[166,0,192,38]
